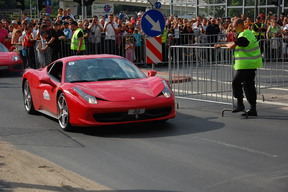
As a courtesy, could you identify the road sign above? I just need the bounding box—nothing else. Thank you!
[104,4,111,12]
[141,9,165,37]
[45,6,52,14]
[146,37,162,64]
[155,2,162,9]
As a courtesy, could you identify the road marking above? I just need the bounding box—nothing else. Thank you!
[199,137,278,158]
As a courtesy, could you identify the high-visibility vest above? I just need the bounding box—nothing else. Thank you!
[71,28,86,51]
[252,23,265,37]
[161,27,167,43]
[234,29,263,70]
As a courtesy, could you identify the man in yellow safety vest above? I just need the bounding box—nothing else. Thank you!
[215,18,263,116]
[70,21,86,55]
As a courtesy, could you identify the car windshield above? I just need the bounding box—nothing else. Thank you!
[0,43,8,52]
[65,58,146,83]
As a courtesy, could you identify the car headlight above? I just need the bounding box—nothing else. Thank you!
[73,87,98,104]
[162,80,172,98]
[12,55,21,61]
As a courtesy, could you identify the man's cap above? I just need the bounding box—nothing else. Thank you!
[256,16,262,20]
[70,21,78,26]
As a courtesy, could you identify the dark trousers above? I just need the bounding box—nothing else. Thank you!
[51,47,60,62]
[232,69,257,106]
[26,46,36,69]
[72,50,85,55]
[135,46,142,62]
[105,39,116,54]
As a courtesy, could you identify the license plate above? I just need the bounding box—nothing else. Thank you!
[0,66,8,70]
[128,109,145,115]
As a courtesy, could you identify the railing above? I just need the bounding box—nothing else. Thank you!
[168,42,288,107]
[32,33,235,69]
[168,45,234,105]
[30,33,288,67]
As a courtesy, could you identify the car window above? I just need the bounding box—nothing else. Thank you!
[0,43,8,52]
[65,58,146,82]
[48,62,63,82]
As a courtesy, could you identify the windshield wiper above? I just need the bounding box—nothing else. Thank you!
[69,80,94,83]
[97,78,134,81]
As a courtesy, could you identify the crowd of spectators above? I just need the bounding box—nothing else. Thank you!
[0,8,288,68]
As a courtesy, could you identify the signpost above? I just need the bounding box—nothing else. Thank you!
[141,9,165,67]
[146,37,162,64]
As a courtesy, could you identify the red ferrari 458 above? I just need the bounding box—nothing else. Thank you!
[22,54,176,131]
[0,43,23,74]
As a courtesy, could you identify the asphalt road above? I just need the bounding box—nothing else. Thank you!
[1,74,288,192]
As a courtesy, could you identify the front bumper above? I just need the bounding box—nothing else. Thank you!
[0,63,23,72]
[67,96,176,127]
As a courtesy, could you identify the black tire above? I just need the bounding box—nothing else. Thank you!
[23,80,36,114]
[57,93,73,131]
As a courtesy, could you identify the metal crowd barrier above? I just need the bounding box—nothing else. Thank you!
[32,33,225,68]
[168,45,235,105]
[259,39,287,89]
[168,42,288,107]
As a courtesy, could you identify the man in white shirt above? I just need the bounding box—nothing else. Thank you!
[103,14,118,54]
[88,16,103,54]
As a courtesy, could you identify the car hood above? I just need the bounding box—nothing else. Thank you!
[72,77,165,102]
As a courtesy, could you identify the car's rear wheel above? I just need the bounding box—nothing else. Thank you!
[57,93,73,131]
[23,80,36,114]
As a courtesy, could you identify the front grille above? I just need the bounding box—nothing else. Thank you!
[93,107,172,122]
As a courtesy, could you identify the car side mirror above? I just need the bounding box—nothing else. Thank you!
[148,70,157,77]
[40,76,54,85]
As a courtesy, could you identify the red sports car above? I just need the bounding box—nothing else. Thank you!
[22,54,176,131]
[0,43,23,74]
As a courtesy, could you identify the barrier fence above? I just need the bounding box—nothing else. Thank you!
[31,33,288,69]
[168,43,288,107]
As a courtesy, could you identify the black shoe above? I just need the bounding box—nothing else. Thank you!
[241,109,257,116]
[232,105,245,113]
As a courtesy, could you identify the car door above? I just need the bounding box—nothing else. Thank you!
[38,62,63,117]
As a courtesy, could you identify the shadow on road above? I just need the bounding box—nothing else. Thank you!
[70,111,224,139]
[0,180,180,192]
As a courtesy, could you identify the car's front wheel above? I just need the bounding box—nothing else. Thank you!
[57,93,73,131]
[23,80,36,114]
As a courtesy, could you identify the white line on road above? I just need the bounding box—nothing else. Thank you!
[198,137,278,158]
